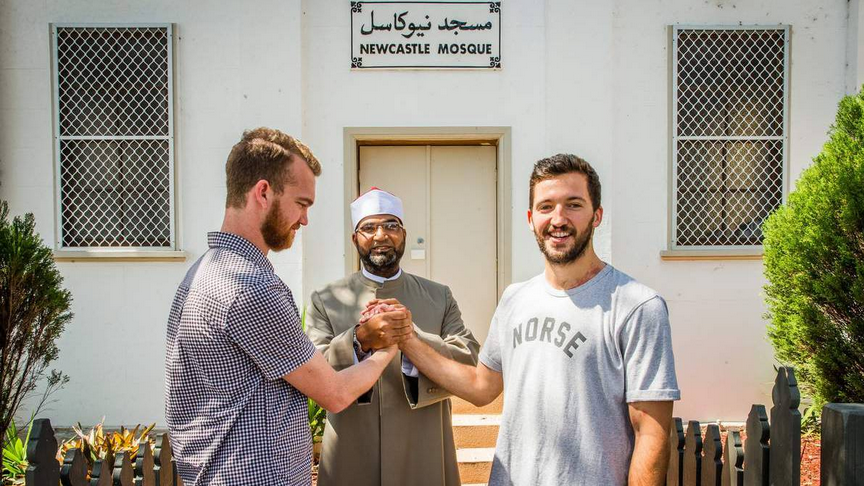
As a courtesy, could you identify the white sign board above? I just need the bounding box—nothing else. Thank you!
[350,1,502,69]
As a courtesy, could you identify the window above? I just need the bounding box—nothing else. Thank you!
[671,26,788,249]
[52,25,175,249]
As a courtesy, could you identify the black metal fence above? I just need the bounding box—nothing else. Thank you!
[667,367,864,486]
[23,419,181,486]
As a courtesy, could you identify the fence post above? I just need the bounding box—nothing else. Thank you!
[820,403,864,486]
[720,429,743,486]
[135,442,156,486]
[701,424,722,486]
[668,417,685,486]
[744,404,770,486]
[769,367,800,486]
[61,448,88,486]
[684,420,703,485]
[90,452,114,486]
[25,418,59,486]
[112,452,134,486]
[154,433,176,486]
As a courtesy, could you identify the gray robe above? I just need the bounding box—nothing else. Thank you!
[306,271,480,486]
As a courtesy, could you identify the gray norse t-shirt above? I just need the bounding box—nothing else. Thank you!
[479,265,680,486]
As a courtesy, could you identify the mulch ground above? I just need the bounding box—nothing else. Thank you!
[800,435,821,485]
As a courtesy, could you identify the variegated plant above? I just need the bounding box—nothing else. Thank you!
[58,420,156,470]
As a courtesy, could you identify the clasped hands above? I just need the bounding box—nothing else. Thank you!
[354,298,416,353]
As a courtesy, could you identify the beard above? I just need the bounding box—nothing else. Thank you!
[357,239,405,274]
[261,203,297,252]
[534,217,594,266]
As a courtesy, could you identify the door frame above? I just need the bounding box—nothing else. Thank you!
[343,126,512,298]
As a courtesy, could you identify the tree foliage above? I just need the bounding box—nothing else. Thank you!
[0,201,72,451]
[763,89,864,406]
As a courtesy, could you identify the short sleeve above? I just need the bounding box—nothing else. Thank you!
[620,296,681,403]
[478,311,503,372]
[225,281,316,381]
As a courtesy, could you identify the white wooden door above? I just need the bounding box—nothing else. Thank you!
[359,145,497,343]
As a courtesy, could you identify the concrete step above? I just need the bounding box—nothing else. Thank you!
[451,394,503,414]
[452,397,502,485]
[457,448,495,485]
[452,414,501,426]
[452,414,500,449]
[457,447,495,463]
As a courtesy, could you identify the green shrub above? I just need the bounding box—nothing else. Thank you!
[763,88,864,407]
[0,202,72,453]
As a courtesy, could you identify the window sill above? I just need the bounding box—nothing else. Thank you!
[660,249,763,261]
[53,250,188,262]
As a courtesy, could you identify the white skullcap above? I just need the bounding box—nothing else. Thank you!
[351,187,404,229]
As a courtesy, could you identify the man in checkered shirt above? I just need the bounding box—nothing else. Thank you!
[165,128,408,485]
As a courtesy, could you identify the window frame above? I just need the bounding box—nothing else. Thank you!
[666,24,790,257]
[50,23,179,256]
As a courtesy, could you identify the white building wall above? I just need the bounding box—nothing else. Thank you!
[0,0,856,426]
[608,0,848,420]
[0,0,306,426]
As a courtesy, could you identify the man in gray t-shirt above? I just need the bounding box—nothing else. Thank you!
[397,154,679,485]
[479,266,678,485]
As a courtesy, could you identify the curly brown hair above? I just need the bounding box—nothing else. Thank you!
[225,127,321,208]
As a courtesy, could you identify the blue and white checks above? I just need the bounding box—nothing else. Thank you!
[165,232,316,485]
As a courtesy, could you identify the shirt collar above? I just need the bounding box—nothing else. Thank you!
[361,266,402,283]
[207,231,273,273]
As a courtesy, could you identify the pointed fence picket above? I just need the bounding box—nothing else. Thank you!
[667,367,864,486]
[701,424,723,486]
[24,424,181,486]
[720,429,743,485]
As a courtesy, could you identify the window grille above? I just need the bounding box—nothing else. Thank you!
[52,25,174,248]
[672,26,788,248]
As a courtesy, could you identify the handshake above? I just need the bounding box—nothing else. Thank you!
[355,298,416,352]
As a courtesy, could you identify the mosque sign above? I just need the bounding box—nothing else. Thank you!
[350,1,502,69]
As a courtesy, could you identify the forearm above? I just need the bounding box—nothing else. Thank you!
[328,350,392,411]
[628,434,668,485]
[627,400,673,485]
[412,325,479,366]
[400,337,496,406]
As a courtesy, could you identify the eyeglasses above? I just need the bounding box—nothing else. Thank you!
[355,221,404,237]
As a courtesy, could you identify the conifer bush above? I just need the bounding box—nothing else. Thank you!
[0,202,72,452]
[763,89,864,406]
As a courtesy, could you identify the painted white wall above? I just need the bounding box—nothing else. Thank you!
[0,0,305,426]
[608,0,849,420]
[0,0,856,426]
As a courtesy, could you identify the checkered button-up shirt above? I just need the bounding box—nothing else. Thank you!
[165,232,316,485]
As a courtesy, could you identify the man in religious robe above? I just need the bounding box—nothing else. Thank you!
[306,188,480,486]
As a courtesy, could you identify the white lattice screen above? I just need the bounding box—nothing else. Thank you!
[53,25,174,248]
[673,27,787,248]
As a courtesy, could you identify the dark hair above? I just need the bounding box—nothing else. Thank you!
[529,154,601,210]
[225,127,321,208]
